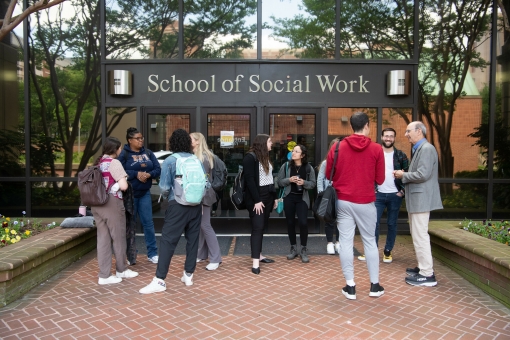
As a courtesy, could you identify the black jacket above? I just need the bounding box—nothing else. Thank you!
[242,152,276,212]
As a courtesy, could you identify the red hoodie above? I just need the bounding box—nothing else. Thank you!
[325,134,385,204]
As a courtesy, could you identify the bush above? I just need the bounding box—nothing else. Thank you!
[460,219,510,246]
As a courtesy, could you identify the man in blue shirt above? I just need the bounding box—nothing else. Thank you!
[139,129,203,294]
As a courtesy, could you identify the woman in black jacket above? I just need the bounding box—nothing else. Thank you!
[243,134,278,274]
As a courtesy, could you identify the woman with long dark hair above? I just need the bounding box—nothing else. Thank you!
[91,136,138,285]
[317,138,340,255]
[244,134,278,274]
[277,144,316,263]
[190,132,222,270]
[119,127,161,264]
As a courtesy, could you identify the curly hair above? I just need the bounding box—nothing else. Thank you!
[126,127,140,142]
[93,137,121,165]
[290,144,308,167]
[169,128,191,153]
[250,134,272,174]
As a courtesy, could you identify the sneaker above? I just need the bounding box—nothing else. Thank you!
[342,285,356,300]
[148,255,159,264]
[358,254,366,261]
[406,267,420,276]
[206,262,220,271]
[383,250,392,263]
[334,242,340,253]
[405,273,437,287]
[181,271,194,286]
[98,275,122,285]
[139,277,166,294]
[197,258,205,263]
[369,283,385,297]
[326,243,335,255]
[116,269,139,278]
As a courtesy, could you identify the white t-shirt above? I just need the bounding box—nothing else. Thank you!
[378,151,397,193]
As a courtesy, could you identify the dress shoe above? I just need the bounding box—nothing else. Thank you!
[260,258,275,263]
[251,267,260,275]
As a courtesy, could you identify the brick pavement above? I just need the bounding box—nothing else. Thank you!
[0,235,509,339]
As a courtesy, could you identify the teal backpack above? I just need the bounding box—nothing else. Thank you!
[172,153,207,205]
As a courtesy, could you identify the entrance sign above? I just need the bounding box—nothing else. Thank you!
[220,131,235,148]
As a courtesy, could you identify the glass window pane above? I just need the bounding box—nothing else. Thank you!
[433,183,487,220]
[32,181,81,217]
[183,0,257,59]
[263,0,334,59]
[340,0,414,59]
[328,108,377,142]
[0,182,26,216]
[106,0,179,59]
[493,184,510,219]
[106,107,137,148]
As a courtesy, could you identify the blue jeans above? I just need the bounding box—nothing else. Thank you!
[134,190,158,258]
[375,192,403,252]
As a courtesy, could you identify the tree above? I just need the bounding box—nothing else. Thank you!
[270,0,491,187]
[0,0,67,41]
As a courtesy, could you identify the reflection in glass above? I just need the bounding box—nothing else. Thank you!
[106,0,179,59]
[264,0,334,59]
[493,184,510,219]
[184,0,257,59]
[328,108,377,143]
[433,183,487,220]
[106,107,137,153]
[32,182,81,217]
[147,114,190,152]
[0,182,26,216]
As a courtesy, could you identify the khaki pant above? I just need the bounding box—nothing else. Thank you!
[408,212,434,276]
[92,195,128,278]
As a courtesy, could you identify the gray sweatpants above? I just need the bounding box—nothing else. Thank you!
[336,200,379,284]
[197,205,222,263]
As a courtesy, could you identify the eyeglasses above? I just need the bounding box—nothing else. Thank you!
[131,137,144,141]
[405,128,418,134]
[293,150,302,153]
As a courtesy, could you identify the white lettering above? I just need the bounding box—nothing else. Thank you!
[211,75,216,92]
[336,80,348,93]
[274,80,284,92]
[316,75,338,92]
[249,75,260,92]
[172,75,182,92]
[261,80,273,92]
[359,76,369,93]
[222,79,234,92]
[349,80,357,93]
[160,79,170,92]
[293,80,303,93]
[305,75,310,92]
[235,75,244,92]
[185,80,196,92]
[197,80,209,92]
[148,75,159,92]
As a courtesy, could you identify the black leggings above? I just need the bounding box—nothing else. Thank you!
[283,193,309,246]
[325,221,339,243]
[249,185,274,259]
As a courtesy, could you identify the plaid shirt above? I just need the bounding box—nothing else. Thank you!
[376,146,409,194]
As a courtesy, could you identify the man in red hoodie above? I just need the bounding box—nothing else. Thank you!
[326,112,385,300]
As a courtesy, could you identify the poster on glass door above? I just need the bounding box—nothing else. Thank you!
[220,131,234,148]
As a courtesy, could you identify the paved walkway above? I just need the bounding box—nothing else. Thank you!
[1,235,509,339]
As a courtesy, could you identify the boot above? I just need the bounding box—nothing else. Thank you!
[300,246,310,263]
[287,245,298,260]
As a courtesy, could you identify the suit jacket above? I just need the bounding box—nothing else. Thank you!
[402,140,443,213]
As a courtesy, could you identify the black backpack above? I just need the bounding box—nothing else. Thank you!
[312,142,339,223]
[230,152,256,210]
[211,155,228,192]
[77,165,109,206]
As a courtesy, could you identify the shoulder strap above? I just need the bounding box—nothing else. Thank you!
[328,141,340,181]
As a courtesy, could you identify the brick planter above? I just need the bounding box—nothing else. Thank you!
[0,227,96,306]
[429,221,510,309]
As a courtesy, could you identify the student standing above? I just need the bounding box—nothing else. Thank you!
[243,134,278,275]
[190,132,222,271]
[277,144,316,263]
[91,136,138,285]
[119,127,161,264]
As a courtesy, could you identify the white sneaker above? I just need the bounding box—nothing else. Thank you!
[334,242,340,253]
[116,269,139,278]
[326,243,335,255]
[197,258,205,263]
[98,275,122,285]
[139,277,166,294]
[206,263,220,271]
[181,271,194,286]
[148,255,159,264]
[358,254,366,261]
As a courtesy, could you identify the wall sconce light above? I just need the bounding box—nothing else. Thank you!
[150,123,158,129]
[296,116,303,122]
[387,70,411,96]
[108,70,133,96]
[341,116,348,122]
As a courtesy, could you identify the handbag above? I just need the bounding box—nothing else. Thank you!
[276,189,285,214]
[313,141,339,223]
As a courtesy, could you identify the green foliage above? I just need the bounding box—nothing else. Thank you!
[441,188,485,209]
[460,219,510,246]
[0,214,58,248]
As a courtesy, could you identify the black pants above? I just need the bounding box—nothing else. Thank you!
[325,221,339,242]
[283,193,309,246]
[249,185,273,259]
[156,201,202,280]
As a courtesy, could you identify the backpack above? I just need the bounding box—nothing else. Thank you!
[312,142,339,223]
[230,152,256,210]
[172,153,207,205]
[211,155,228,192]
[77,165,109,206]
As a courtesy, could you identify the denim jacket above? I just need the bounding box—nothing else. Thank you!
[159,152,192,201]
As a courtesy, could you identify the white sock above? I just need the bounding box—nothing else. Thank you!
[346,279,355,287]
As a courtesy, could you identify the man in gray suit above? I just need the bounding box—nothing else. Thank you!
[393,121,443,287]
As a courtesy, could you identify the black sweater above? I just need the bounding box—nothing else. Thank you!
[242,152,276,211]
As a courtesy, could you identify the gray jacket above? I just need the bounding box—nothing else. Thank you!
[276,162,316,208]
[402,140,443,213]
